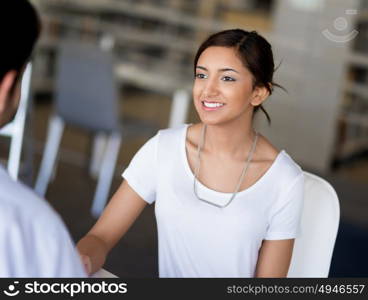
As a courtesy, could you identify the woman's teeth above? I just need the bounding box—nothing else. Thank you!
[202,101,225,108]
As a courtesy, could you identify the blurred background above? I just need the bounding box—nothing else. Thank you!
[0,0,367,277]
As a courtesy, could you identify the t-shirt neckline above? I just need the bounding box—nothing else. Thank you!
[181,123,285,197]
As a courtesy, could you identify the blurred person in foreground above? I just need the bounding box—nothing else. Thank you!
[0,0,85,277]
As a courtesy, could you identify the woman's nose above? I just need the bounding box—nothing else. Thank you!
[203,79,219,97]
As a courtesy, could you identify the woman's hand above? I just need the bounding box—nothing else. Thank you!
[76,180,147,275]
[79,253,92,275]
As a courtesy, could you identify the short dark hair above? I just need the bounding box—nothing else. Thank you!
[0,0,41,81]
[194,29,285,125]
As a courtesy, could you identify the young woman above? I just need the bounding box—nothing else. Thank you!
[77,29,304,278]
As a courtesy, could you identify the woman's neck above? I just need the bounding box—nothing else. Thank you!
[202,119,256,159]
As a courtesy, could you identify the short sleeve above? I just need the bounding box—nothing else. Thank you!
[122,133,159,204]
[264,173,304,240]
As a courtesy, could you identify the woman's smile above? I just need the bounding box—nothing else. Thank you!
[201,100,226,111]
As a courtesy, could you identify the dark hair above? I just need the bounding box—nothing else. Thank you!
[194,29,285,125]
[0,0,41,81]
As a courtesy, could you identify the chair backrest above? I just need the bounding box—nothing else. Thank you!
[55,41,119,132]
[287,171,340,277]
[0,63,32,180]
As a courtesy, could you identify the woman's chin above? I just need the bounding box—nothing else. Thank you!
[198,115,230,126]
[198,114,250,128]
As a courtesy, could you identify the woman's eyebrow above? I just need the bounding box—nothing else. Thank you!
[195,66,239,73]
[219,67,239,73]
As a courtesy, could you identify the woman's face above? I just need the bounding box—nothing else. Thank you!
[193,46,260,126]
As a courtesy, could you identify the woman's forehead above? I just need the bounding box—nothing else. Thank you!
[197,46,246,71]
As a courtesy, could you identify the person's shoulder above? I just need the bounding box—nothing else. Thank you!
[158,123,189,137]
[155,123,190,146]
[278,150,303,178]
[0,167,63,230]
[256,134,303,183]
[268,150,304,194]
[138,124,189,150]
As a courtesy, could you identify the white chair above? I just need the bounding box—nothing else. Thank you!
[0,63,32,180]
[287,171,340,277]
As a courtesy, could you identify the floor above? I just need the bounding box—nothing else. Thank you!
[1,89,367,277]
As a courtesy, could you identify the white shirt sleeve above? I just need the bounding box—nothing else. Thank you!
[264,173,304,240]
[0,210,86,277]
[30,215,87,277]
[122,133,159,204]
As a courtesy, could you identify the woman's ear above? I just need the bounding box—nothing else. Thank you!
[0,70,17,112]
[250,85,270,107]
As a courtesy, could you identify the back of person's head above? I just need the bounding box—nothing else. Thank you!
[0,0,41,81]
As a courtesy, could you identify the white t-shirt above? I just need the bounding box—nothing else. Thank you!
[0,165,86,277]
[122,124,304,278]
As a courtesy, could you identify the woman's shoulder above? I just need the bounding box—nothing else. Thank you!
[153,123,191,149]
[254,133,280,162]
[257,133,303,182]
[275,150,304,186]
[158,123,190,137]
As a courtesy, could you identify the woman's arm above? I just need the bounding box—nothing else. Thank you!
[254,239,295,277]
[76,180,147,275]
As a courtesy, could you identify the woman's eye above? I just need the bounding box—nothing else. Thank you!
[195,73,207,79]
[222,76,236,81]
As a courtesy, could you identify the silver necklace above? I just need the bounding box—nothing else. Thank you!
[193,124,258,208]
